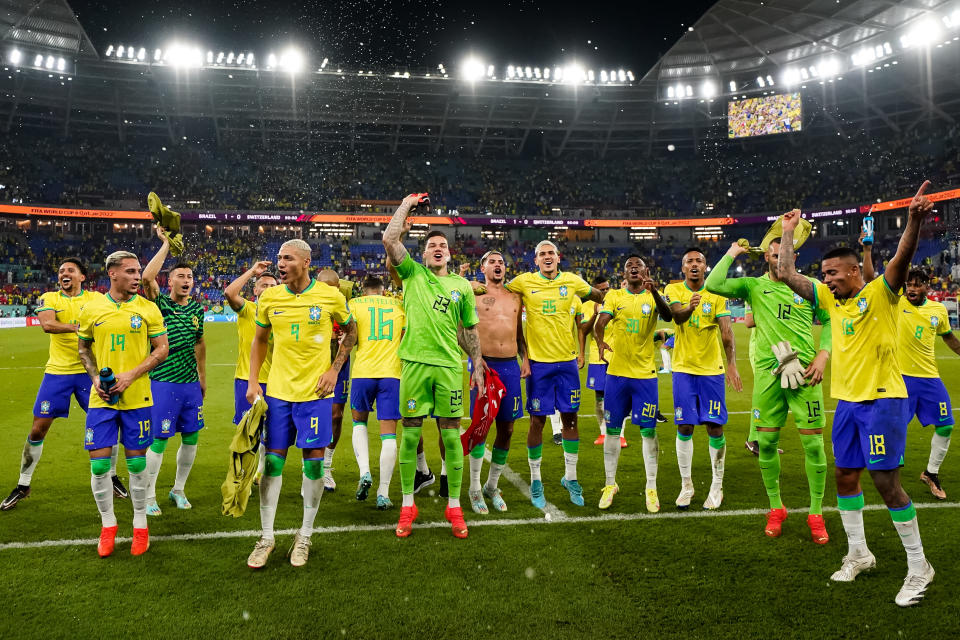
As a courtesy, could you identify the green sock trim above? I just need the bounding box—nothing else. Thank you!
[470,443,485,459]
[440,429,463,498]
[606,427,622,436]
[149,438,169,454]
[491,447,509,465]
[799,433,827,515]
[527,444,543,460]
[837,493,865,511]
[126,455,146,473]
[181,431,199,446]
[639,428,656,439]
[889,502,917,523]
[264,452,286,477]
[27,438,43,445]
[353,421,366,429]
[302,458,324,480]
[757,431,782,510]
[708,435,726,449]
[380,433,397,440]
[90,456,111,475]
[561,438,579,454]
[934,425,953,438]
[399,425,422,495]
[676,432,692,441]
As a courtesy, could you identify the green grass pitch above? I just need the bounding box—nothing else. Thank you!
[0,322,958,639]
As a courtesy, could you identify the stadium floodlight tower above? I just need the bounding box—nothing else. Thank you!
[460,56,486,82]
[279,48,305,74]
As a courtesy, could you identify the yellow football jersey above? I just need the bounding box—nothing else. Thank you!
[897,297,951,378]
[663,282,731,375]
[813,277,906,401]
[255,280,351,402]
[506,271,591,363]
[599,288,660,379]
[235,299,273,383]
[351,294,406,379]
[36,289,104,374]
[77,293,167,410]
[581,301,615,366]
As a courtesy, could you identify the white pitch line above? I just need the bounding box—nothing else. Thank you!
[481,448,566,520]
[2,501,959,552]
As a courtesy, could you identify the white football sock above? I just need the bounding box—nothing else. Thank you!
[676,435,693,482]
[486,460,505,492]
[660,349,671,372]
[378,437,397,496]
[18,439,43,486]
[91,472,116,528]
[259,474,283,541]
[145,447,164,503]
[129,469,148,529]
[416,451,430,474]
[323,447,335,475]
[603,431,620,485]
[892,516,927,574]
[709,441,726,485]
[440,458,447,476]
[300,472,323,537]
[110,444,119,475]
[927,433,950,474]
[596,398,606,437]
[257,442,266,476]
[402,493,415,507]
[563,449,578,482]
[352,422,370,476]
[172,443,197,492]
[549,411,563,436]
[469,451,483,492]
[528,455,542,483]
[840,507,869,557]
[642,434,659,490]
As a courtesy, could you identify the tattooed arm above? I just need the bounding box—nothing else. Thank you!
[777,210,815,302]
[383,194,420,267]
[316,318,357,397]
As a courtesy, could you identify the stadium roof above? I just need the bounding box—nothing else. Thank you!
[1,0,97,59]
[1,0,959,154]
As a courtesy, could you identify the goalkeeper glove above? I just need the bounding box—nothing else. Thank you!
[771,340,805,389]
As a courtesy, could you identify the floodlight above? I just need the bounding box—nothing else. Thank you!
[756,75,765,87]
[217,52,224,63]
[154,48,162,61]
[601,70,608,82]
[487,64,494,77]
[45,56,54,69]
[507,65,516,78]
[685,84,693,97]
[9,49,21,65]
[799,67,809,80]
[728,80,737,92]
[533,67,541,78]
[617,69,626,82]
[56,57,65,72]
[667,144,676,151]
[267,53,277,69]
[587,69,594,81]
[117,45,125,58]
[105,45,114,57]
[766,74,774,85]
[701,81,716,98]
[127,47,134,60]
[321,57,328,68]
[167,44,203,69]
[247,53,255,66]
[781,68,801,86]
[137,47,146,61]
[280,48,305,73]
[206,51,214,64]
[626,70,634,81]
[544,67,551,79]
[524,66,532,78]
[461,57,486,81]
[564,64,584,84]
[667,86,675,98]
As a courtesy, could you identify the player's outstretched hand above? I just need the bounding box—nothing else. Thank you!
[597,341,612,364]
[154,224,168,243]
[400,193,421,213]
[111,370,137,395]
[781,208,801,232]
[725,365,743,392]
[470,357,488,390]
[908,180,934,219]
[315,369,339,398]
[803,351,828,386]
[641,278,658,294]
[246,382,263,405]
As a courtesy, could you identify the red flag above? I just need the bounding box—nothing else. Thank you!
[461,367,507,455]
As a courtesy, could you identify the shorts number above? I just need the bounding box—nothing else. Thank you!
[513,397,521,414]
[805,400,822,423]
[450,390,463,409]
[291,323,300,341]
[138,420,150,438]
[310,416,319,434]
[641,403,657,419]
[367,308,395,341]
[915,326,924,340]
[940,402,949,418]
[542,300,556,315]
[570,389,581,405]
[777,304,792,320]
[433,295,451,314]
[869,434,886,456]
[626,318,640,334]
[110,333,126,352]
[708,399,722,416]
[197,407,203,422]
[842,319,855,336]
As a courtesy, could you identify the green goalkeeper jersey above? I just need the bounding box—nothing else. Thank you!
[705,254,831,372]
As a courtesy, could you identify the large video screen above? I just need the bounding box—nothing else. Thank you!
[727,92,802,139]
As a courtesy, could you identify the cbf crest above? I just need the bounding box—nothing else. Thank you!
[641,303,652,316]
[931,315,940,329]
[130,314,143,330]
[794,293,803,305]
[701,301,713,315]
[451,290,462,303]
[40,400,51,414]
[558,285,568,298]
[85,428,94,444]
[308,306,322,322]
[857,298,868,314]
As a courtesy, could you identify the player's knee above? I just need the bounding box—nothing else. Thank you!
[150,437,169,454]
[90,457,112,476]
[640,428,656,439]
[934,425,953,438]
[440,428,459,449]
[126,455,146,474]
[302,457,323,480]
[181,431,199,446]
[264,452,286,477]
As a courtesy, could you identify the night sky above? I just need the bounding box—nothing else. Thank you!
[69,0,716,75]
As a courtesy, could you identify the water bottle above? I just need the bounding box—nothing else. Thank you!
[99,367,119,405]
[862,214,875,246]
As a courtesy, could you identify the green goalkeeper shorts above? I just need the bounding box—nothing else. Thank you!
[399,361,465,419]
[752,366,826,430]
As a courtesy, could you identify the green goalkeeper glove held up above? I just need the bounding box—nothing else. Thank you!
[147,192,185,256]
[771,340,805,390]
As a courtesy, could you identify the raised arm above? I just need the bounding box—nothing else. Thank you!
[383,195,420,267]
[670,294,700,325]
[884,181,934,292]
[777,209,815,302]
[859,231,876,283]
[645,280,673,322]
[705,243,749,298]
[718,316,742,392]
[224,261,272,312]
[37,308,79,334]
[141,226,169,301]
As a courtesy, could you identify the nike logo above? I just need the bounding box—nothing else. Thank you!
[530,290,540,294]
[94,321,106,327]
[273,310,285,315]
[762,290,774,294]
[868,458,884,464]
[903,309,911,314]
[306,437,321,444]
[617,306,625,311]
